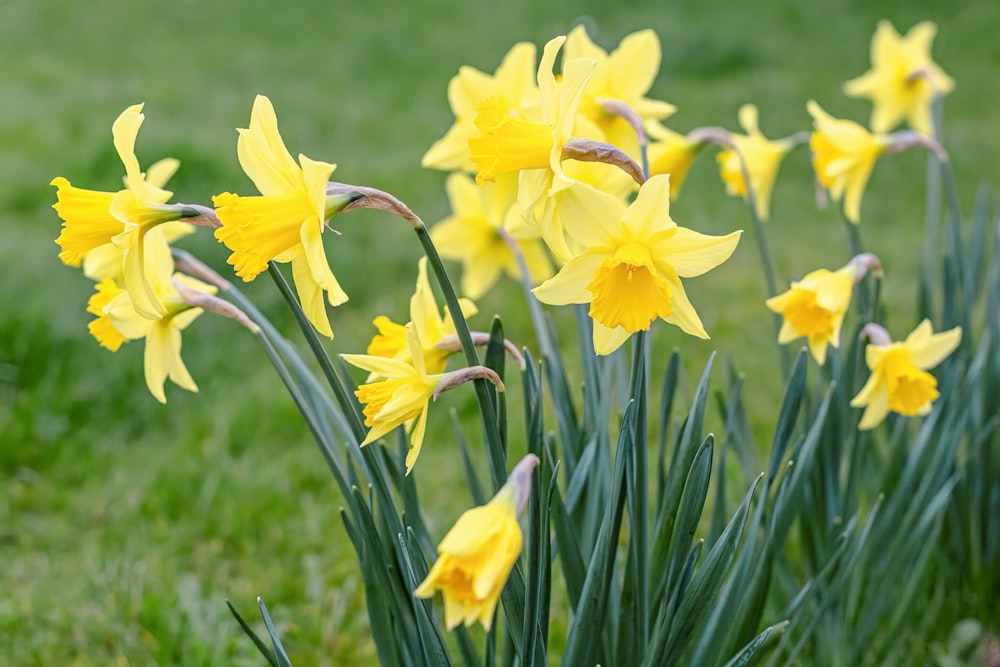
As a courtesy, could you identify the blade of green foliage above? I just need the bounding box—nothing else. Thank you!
[450,410,487,506]
[723,621,788,667]
[257,598,295,667]
[656,350,680,505]
[225,599,278,667]
[396,530,452,666]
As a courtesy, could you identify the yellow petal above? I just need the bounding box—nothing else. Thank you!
[621,174,674,239]
[662,276,708,339]
[592,321,632,356]
[532,252,605,305]
[236,95,304,197]
[112,104,145,183]
[655,228,742,278]
[905,322,961,369]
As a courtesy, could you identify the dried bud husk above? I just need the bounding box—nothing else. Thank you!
[433,365,504,401]
[562,139,645,186]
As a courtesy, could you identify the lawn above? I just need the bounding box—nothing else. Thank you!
[2,0,998,664]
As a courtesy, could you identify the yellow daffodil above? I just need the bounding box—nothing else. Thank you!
[646,122,703,197]
[53,106,191,319]
[415,454,538,630]
[766,264,858,365]
[717,105,794,220]
[563,25,676,158]
[851,320,961,429]
[844,21,953,137]
[432,173,553,298]
[342,325,447,471]
[83,220,194,284]
[213,95,355,338]
[87,239,217,403]
[807,101,891,224]
[365,258,477,375]
[423,42,540,172]
[532,174,741,355]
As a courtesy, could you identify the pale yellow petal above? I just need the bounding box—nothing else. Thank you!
[554,182,624,249]
[592,321,632,356]
[621,174,673,238]
[608,29,661,102]
[663,277,708,339]
[342,353,414,378]
[906,323,961,369]
[145,158,180,189]
[532,252,605,305]
[291,253,334,338]
[656,228,742,278]
[237,95,303,197]
[112,104,145,183]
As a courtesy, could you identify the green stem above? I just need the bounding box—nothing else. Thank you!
[627,329,650,646]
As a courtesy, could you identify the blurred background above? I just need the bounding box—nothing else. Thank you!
[2,0,997,663]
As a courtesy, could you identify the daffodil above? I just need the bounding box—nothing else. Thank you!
[563,26,676,158]
[646,122,703,197]
[851,320,961,430]
[86,238,217,403]
[807,101,891,224]
[844,21,953,137]
[53,106,191,319]
[532,174,741,355]
[213,95,356,338]
[431,173,553,298]
[766,264,858,365]
[423,42,540,172]
[415,454,538,630]
[83,220,194,284]
[717,105,795,220]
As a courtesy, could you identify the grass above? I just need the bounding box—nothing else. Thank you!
[2,0,998,663]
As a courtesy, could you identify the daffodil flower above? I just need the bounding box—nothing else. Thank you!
[851,320,962,430]
[646,122,704,196]
[432,173,553,298]
[423,42,540,172]
[415,454,539,630]
[766,264,857,364]
[563,26,676,158]
[717,104,795,221]
[844,21,953,137]
[53,106,191,319]
[532,174,741,355]
[807,100,891,224]
[213,95,356,338]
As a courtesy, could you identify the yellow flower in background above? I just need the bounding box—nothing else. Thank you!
[343,325,446,471]
[415,454,538,630]
[532,174,741,355]
[214,95,355,338]
[432,173,553,298]
[646,123,703,197]
[766,263,858,365]
[844,21,953,137]
[807,101,891,224]
[87,238,217,403]
[423,42,540,172]
[53,106,189,319]
[563,25,676,158]
[717,105,794,220]
[851,320,962,430]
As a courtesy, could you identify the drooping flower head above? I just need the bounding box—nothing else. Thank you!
[766,254,881,364]
[563,26,676,158]
[532,174,741,355]
[844,21,953,137]
[431,172,553,298]
[53,105,191,319]
[717,104,795,220]
[415,454,539,631]
[851,320,961,429]
[646,122,704,197]
[213,95,356,338]
[807,101,891,224]
[423,42,540,172]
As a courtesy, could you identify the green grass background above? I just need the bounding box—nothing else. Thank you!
[2,0,997,664]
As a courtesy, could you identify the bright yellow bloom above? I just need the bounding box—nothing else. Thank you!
[717,105,794,220]
[432,173,553,298]
[415,454,538,630]
[807,101,891,224]
[563,26,675,158]
[342,325,446,472]
[53,106,189,319]
[423,42,540,172]
[851,320,962,429]
[532,174,741,355]
[766,264,858,365]
[646,122,703,197]
[214,95,353,338]
[88,239,217,403]
[844,21,953,137]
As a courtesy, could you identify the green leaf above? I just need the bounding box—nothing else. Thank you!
[723,621,788,667]
[257,598,295,667]
[225,599,278,667]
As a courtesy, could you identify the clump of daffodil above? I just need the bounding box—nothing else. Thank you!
[213,95,358,338]
[807,100,892,224]
[423,42,540,172]
[431,173,553,298]
[343,324,502,473]
[85,237,217,403]
[646,122,705,197]
[563,25,676,158]
[53,105,195,319]
[365,257,478,375]
[851,320,961,430]
[415,454,539,630]
[717,104,799,221]
[532,174,741,355]
[844,21,954,137]
[766,254,881,365]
